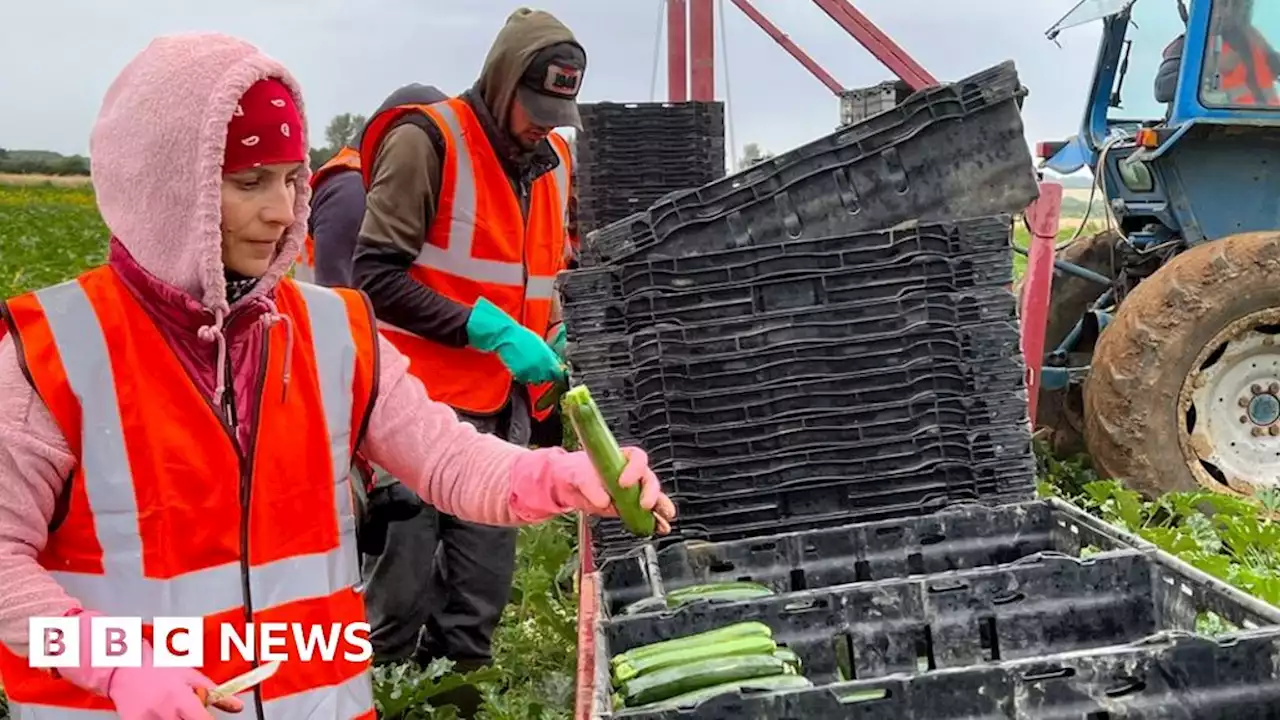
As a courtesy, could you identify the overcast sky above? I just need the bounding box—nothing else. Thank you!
[1,0,1103,163]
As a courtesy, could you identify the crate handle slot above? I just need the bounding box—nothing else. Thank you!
[1022,666,1075,682]
[927,579,969,594]
[991,590,1026,605]
[919,532,946,546]
[782,597,829,613]
[835,687,890,704]
[1103,676,1146,698]
[708,560,735,573]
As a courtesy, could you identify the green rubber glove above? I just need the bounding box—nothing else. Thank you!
[549,323,567,360]
[466,298,567,385]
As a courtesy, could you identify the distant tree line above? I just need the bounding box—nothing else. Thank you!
[0,148,90,176]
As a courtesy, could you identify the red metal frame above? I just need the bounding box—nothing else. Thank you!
[729,0,845,95]
[667,0,939,101]
[1020,182,1064,422]
[667,0,689,102]
[689,0,717,101]
[809,0,937,90]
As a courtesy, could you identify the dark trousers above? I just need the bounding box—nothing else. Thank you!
[360,390,530,667]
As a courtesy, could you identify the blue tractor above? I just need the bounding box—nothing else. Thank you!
[1033,0,1280,500]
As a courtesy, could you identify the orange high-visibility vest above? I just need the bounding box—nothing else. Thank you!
[360,98,573,415]
[297,146,363,284]
[1218,34,1280,105]
[0,266,379,718]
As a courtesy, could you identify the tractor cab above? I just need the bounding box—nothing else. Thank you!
[1043,0,1280,247]
[1028,0,1280,503]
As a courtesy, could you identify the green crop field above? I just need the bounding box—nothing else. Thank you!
[4,178,1279,717]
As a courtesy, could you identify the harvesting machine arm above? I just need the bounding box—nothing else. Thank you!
[665,0,938,101]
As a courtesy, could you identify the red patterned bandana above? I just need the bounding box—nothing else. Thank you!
[222,78,305,174]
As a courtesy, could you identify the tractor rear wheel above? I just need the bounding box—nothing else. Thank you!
[1020,229,1118,456]
[1083,230,1280,499]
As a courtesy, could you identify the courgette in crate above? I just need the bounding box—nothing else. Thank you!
[612,633,778,684]
[649,674,814,710]
[773,647,802,672]
[609,621,773,669]
[561,385,655,537]
[617,595,668,616]
[618,653,796,707]
[666,581,774,607]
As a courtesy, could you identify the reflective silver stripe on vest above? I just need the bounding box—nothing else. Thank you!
[35,279,361,619]
[9,668,374,719]
[421,103,564,301]
[1218,45,1280,104]
[293,262,315,284]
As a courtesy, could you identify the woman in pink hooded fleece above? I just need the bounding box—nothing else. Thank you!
[0,33,673,720]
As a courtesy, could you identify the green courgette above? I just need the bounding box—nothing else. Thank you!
[649,674,814,710]
[610,621,773,669]
[617,595,668,616]
[619,653,795,707]
[773,647,802,672]
[666,581,774,607]
[612,634,778,684]
[561,385,655,537]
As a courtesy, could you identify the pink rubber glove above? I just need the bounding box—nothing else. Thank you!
[54,609,242,718]
[510,446,676,531]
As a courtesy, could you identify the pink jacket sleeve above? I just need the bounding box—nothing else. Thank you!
[0,335,86,654]
[358,335,535,526]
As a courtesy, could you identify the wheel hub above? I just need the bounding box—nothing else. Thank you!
[1248,392,1280,426]
[1182,312,1280,494]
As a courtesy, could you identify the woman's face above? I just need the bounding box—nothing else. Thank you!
[220,162,302,277]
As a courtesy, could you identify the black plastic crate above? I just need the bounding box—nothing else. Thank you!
[587,61,1038,266]
[564,289,1021,376]
[586,499,1280,718]
[617,216,1011,294]
[596,498,1141,613]
[586,466,1036,559]
[565,216,1014,307]
[579,101,725,127]
[636,390,1027,450]
[592,453,1036,552]
[643,424,1032,498]
[626,324,1023,398]
[606,633,1280,719]
[629,364,1027,432]
[581,210,1008,278]
[564,261,1017,341]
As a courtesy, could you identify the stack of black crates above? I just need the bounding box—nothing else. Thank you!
[561,61,1044,560]
[575,101,727,241]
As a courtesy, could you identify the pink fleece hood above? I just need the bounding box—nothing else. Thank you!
[89,32,312,319]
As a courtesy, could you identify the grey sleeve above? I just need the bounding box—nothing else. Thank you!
[309,172,367,288]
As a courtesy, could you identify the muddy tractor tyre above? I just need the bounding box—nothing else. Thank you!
[1018,229,1118,456]
[1084,231,1280,499]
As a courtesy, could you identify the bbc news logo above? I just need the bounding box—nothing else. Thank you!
[29,617,373,668]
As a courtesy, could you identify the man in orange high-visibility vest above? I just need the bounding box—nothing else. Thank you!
[1155,0,1280,108]
[352,8,581,715]
[303,84,451,288]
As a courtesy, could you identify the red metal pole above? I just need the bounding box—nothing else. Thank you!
[809,0,937,90]
[729,0,845,95]
[667,0,689,102]
[1020,183,1064,423]
[689,0,716,101]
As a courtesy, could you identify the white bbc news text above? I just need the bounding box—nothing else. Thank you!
[29,617,373,668]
